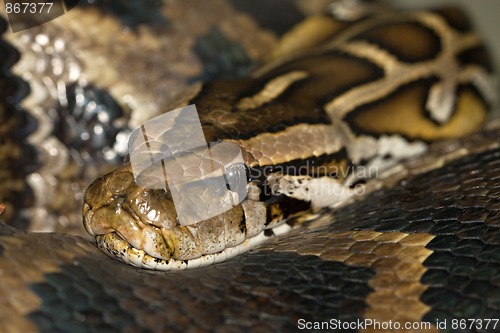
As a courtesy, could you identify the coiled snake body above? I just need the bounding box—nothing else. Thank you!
[0,1,499,332]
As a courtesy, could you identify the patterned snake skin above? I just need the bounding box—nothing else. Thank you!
[0,1,499,332]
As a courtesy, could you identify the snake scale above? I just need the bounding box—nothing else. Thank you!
[0,0,500,332]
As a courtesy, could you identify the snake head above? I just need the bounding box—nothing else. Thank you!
[82,162,265,270]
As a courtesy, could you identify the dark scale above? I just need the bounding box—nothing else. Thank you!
[432,7,473,33]
[190,27,254,83]
[351,20,442,63]
[228,0,306,36]
[264,229,274,237]
[457,46,494,73]
[239,214,246,234]
[54,83,130,166]
[79,0,168,29]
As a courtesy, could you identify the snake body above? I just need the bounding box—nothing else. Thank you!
[1,1,500,332]
[82,2,497,270]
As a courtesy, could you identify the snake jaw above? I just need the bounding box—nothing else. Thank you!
[87,197,273,271]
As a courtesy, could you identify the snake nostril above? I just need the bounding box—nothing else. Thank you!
[112,195,126,205]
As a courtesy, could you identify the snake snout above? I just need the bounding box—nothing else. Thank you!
[83,165,180,259]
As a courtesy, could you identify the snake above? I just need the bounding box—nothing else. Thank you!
[0,0,500,332]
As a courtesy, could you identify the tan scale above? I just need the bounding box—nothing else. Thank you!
[347,83,487,140]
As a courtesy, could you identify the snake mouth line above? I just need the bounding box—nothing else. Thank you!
[95,223,292,271]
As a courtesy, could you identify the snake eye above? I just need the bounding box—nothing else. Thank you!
[223,162,248,199]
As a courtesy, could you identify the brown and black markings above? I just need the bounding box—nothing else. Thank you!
[82,4,497,270]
